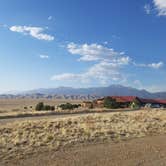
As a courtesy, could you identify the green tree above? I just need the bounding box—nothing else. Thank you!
[43,105,51,110]
[130,99,141,109]
[103,97,118,109]
[35,102,44,111]
[50,106,55,111]
[58,103,81,110]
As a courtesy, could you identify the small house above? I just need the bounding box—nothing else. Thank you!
[82,101,93,108]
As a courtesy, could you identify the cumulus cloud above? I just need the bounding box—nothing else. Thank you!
[9,26,54,41]
[52,42,164,85]
[51,61,126,84]
[39,54,49,59]
[153,0,166,16]
[51,43,130,84]
[67,43,126,62]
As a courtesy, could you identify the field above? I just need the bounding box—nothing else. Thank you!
[0,99,166,165]
[0,106,166,165]
[0,99,82,113]
[0,99,84,118]
[0,99,133,119]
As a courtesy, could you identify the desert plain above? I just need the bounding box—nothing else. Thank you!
[0,99,166,166]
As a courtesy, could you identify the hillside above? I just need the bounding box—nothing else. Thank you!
[1,85,166,99]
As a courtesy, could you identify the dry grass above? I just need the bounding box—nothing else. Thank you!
[0,109,166,162]
[0,99,83,118]
[0,99,134,119]
[0,99,82,112]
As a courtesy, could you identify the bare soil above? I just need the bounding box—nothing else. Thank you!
[2,135,166,166]
[0,99,82,112]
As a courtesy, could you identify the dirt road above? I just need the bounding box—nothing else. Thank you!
[2,135,166,166]
[0,110,138,125]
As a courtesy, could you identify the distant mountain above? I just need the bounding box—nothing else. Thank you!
[1,85,166,99]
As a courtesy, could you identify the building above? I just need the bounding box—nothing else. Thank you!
[82,101,93,108]
[139,98,166,108]
[93,96,140,108]
[82,96,166,109]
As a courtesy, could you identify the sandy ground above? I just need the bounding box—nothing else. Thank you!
[2,135,166,166]
[0,99,82,112]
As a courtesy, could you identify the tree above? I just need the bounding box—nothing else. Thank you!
[43,105,51,110]
[58,103,81,110]
[50,106,55,111]
[103,97,118,109]
[35,102,55,111]
[35,102,44,111]
[130,99,141,109]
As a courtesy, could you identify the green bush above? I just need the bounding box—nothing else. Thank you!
[35,102,44,111]
[50,106,55,111]
[58,103,81,110]
[130,99,141,109]
[43,105,51,110]
[103,97,119,109]
[35,102,55,111]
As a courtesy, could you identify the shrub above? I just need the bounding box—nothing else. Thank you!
[50,106,55,111]
[58,103,81,110]
[103,97,119,109]
[35,102,55,111]
[130,99,141,109]
[43,105,51,111]
[35,102,44,111]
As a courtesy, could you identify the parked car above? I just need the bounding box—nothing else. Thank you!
[145,103,161,108]
[151,104,161,108]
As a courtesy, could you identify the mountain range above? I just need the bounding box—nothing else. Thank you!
[1,85,166,100]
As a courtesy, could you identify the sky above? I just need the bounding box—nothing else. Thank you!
[0,0,166,93]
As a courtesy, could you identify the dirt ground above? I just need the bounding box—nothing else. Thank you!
[2,135,166,166]
[0,99,82,112]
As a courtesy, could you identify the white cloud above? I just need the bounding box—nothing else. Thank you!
[153,0,166,16]
[48,16,53,20]
[144,4,151,14]
[67,42,128,62]
[52,42,164,86]
[9,26,54,41]
[148,61,164,68]
[39,54,49,59]
[51,73,81,81]
[51,59,127,84]
[134,61,164,69]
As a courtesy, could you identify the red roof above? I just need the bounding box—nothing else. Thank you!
[97,96,166,104]
[155,99,166,104]
[139,98,157,104]
[138,98,166,104]
[111,96,137,103]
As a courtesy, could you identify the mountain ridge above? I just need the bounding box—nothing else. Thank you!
[1,85,166,99]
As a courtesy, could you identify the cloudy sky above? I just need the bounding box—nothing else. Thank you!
[0,0,166,93]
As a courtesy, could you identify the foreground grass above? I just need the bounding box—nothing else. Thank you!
[0,109,166,162]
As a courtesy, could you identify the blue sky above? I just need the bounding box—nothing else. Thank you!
[0,0,166,93]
